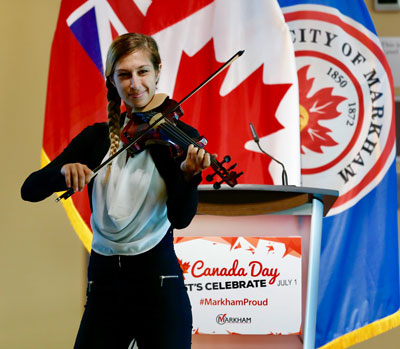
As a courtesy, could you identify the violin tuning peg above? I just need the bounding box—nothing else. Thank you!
[213,181,222,190]
[219,155,231,165]
[223,155,231,163]
[206,174,216,182]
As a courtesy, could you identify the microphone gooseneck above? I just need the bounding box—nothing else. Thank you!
[249,122,288,186]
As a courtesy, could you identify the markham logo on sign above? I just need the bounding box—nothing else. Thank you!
[282,4,396,215]
[216,313,252,325]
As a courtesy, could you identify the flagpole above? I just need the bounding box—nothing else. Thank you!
[304,195,324,349]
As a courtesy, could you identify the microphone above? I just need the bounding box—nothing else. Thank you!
[249,122,288,186]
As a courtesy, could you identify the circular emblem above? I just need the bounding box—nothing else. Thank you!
[216,313,227,325]
[283,5,395,215]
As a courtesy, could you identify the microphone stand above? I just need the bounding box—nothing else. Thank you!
[249,122,288,186]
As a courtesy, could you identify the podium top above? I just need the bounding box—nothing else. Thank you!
[197,184,339,217]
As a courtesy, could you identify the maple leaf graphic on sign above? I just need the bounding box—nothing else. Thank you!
[172,40,291,185]
[178,258,191,279]
[298,65,346,154]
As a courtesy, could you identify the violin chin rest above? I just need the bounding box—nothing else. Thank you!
[149,112,166,127]
[143,93,169,112]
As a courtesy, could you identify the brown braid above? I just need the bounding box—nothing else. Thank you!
[104,78,121,182]
[106,78,122,158]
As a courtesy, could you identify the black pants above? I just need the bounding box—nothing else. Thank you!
[74,231,192,348]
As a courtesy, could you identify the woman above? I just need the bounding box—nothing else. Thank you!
[21,33,210,348]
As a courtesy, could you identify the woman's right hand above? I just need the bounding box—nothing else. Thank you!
[61,163,93,192]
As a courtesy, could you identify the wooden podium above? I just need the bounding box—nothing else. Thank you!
[180,184,338,349]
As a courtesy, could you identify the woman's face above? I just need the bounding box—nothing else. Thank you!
[112,49,161,113]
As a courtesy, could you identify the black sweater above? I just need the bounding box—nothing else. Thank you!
[21,120,201,229]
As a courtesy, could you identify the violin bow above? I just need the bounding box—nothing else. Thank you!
[56,50,244,202]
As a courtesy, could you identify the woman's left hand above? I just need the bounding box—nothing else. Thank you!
[180,144,212,181]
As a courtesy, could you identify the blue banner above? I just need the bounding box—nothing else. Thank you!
[278,0,399,347]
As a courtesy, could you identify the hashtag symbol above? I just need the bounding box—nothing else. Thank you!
[200,299,204,305]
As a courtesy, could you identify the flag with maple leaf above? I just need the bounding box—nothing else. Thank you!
[43,0,301,251]
[279,0,399,347]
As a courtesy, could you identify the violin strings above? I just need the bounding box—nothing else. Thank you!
[160,120,198,147]
[160,120,220,167]
[162,122,220,168]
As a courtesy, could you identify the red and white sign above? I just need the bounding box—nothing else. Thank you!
[174,236,302,335]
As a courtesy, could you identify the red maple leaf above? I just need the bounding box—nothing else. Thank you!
[298,65,346,154]
[178,258,191,279]
[172,39,291,184]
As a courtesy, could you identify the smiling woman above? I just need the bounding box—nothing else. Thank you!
[20,32,212,349]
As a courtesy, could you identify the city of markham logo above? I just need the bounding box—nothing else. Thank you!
[283,5,395,215]
[216,313,252,325]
